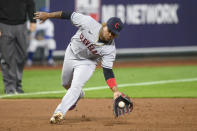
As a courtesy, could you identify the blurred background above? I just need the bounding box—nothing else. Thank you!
[33,0,197,64]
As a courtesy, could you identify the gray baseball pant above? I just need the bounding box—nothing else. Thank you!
[0,23,29,93]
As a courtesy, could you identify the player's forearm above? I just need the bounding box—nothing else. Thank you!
[47,11,62,19]
[48,11,72,19]
[103,67,119,92]
[34,11,72,23]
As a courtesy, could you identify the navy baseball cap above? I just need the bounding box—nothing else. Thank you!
[106,17,123,35]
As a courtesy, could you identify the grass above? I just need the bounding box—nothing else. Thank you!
[0,65,197,98]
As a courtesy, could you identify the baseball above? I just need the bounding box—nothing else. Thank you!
[118,101,125,108]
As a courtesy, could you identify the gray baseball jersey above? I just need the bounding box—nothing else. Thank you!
[52,12,117,117]
[65,12,116,69]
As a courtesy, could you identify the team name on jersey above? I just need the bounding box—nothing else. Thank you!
[80,33,98,55]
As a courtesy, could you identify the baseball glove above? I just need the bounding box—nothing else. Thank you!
[113,93,133,117]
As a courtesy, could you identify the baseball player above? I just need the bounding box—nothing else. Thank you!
[27,7,56,66]
[34,11,132,124]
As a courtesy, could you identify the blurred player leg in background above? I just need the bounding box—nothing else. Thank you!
[26,7,56,67]
[27,37,56,66]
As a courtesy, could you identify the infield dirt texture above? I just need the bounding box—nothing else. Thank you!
[0,58,197,131]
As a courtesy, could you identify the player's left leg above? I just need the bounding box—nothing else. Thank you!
[52,64,96,119]
[45,39,56,66]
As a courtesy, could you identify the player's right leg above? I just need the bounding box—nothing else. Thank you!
[26,39,39,66]
[50,63,96,123]
[50,59,74,124]
[50,111,63,124]
[62,64,96,112]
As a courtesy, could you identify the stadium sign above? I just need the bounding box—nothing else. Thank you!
[102,4,179,25]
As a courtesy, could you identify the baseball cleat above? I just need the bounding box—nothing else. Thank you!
[50,112,63,124]
[69,90,85,110]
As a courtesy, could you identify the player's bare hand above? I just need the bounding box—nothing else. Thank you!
[113,91,122,100]
[34,12,49,23]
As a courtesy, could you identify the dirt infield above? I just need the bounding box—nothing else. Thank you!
[0,98,197,131]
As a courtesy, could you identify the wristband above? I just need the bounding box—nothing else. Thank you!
[61,11,72,19]
[106,78,117,89]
